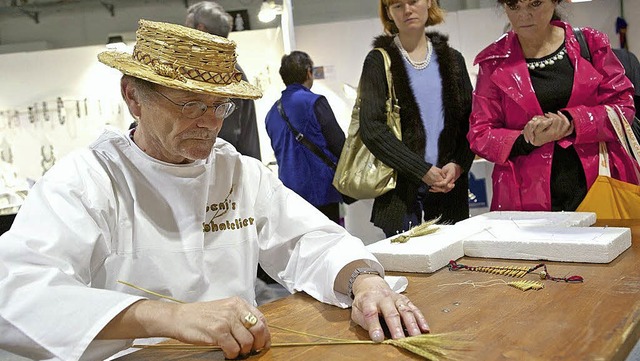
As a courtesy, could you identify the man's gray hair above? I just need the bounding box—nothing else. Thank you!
[185,1,233,38]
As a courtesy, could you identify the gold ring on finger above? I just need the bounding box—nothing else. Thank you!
[243,312,258,328]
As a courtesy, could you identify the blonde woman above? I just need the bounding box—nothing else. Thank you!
[359,0,474,236]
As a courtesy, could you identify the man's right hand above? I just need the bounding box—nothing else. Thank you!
[97,296,271,359]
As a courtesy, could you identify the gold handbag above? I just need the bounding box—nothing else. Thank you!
[576,105,640,219]
[332,48,401,199]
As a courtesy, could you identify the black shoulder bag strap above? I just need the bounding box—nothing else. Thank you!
[573,27,591,62]
[276,99,337,170]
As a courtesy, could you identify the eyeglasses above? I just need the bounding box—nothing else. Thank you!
[150,88,236,119]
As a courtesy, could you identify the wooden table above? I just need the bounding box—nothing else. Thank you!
[118,220,640,361]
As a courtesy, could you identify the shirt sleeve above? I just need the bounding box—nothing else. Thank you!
[359,50,430,180]
[0,152,144,361]
[562,28,635,145]
[252,166,382,308]
[314,96,345,159]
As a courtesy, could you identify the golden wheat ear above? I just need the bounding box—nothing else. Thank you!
[392,216,441,243]
[507,280,545,291]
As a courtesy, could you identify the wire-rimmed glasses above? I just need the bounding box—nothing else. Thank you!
[150,88,236,119]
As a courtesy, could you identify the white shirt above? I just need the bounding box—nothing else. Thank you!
[0,128,381,361]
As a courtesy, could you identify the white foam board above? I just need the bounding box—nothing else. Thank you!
[456,211,597,229]
[366,225,466,273]
[462,226,631,263]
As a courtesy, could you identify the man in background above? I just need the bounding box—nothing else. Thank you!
[612,48,640,112]
[612,48,640,142]
[186,1,262,160]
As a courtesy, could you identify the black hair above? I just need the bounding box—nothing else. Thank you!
[498,0,563,21]
[279,51,313,86]
[497,0,562,5]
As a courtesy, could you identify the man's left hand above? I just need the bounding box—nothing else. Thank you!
[349,275,430,342]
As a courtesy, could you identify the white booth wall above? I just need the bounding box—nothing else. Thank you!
[0,0,637,242]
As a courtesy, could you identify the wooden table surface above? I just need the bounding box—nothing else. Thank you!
[118,220,640,361]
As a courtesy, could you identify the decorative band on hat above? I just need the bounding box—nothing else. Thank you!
[132,48,243,85]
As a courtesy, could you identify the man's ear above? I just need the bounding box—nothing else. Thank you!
[121,77,142,119]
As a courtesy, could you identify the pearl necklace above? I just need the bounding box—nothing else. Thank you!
[526,47,566,70]
[394,35,432,70]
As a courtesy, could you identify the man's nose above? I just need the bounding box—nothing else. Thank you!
[196,110,224,129]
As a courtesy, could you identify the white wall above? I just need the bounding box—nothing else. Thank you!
[0,45,125,180]
[230,28,285,165]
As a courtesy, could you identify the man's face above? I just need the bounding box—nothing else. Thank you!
[138,84,231,164]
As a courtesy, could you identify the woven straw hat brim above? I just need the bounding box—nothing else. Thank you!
[98,50,262,100]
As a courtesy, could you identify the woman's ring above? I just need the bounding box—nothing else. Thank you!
[243,312,258,328]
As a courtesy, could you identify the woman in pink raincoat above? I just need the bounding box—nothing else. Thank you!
[468,0,637,211]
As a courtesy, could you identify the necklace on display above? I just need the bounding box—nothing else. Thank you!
[526,47,566,70]
[41,144,56,174]
[393,35,432,70]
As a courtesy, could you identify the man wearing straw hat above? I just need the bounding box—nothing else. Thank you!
[0,20,429,360]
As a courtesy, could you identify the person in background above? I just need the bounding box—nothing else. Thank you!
[186,0,262,160]
[468,0,637,211]
[360,0,474,237]
[0,20,430,361]
[186,0,275,289]
[612,47,640,113]
[265,51,346,224]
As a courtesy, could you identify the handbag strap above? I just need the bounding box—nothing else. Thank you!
[604,105,640,179]
[597,142,611,177]
[573,27,591,62]
[276,99,337,171]
[373,48,398,108]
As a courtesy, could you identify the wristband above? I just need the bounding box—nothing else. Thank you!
[347,267,381,299]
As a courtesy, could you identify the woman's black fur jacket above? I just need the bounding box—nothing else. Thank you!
[358,31,474,232]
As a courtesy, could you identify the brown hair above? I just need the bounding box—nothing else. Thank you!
[378,0,445,35]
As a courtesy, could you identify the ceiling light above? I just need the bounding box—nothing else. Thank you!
[258,0,282,23]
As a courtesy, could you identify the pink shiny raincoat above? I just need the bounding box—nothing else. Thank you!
[468,21,638,211]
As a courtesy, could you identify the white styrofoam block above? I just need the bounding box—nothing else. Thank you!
[462,226,631,263]
[366,225,467,273]
[456,211,597,229]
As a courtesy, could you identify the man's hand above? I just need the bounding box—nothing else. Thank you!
[97,296,271,360]
[171,297,270,358]
[349,275,430,343]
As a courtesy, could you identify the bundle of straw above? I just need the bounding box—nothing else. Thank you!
[133,331,470,360]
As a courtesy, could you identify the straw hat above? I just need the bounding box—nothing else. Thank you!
[98,19,262,100]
